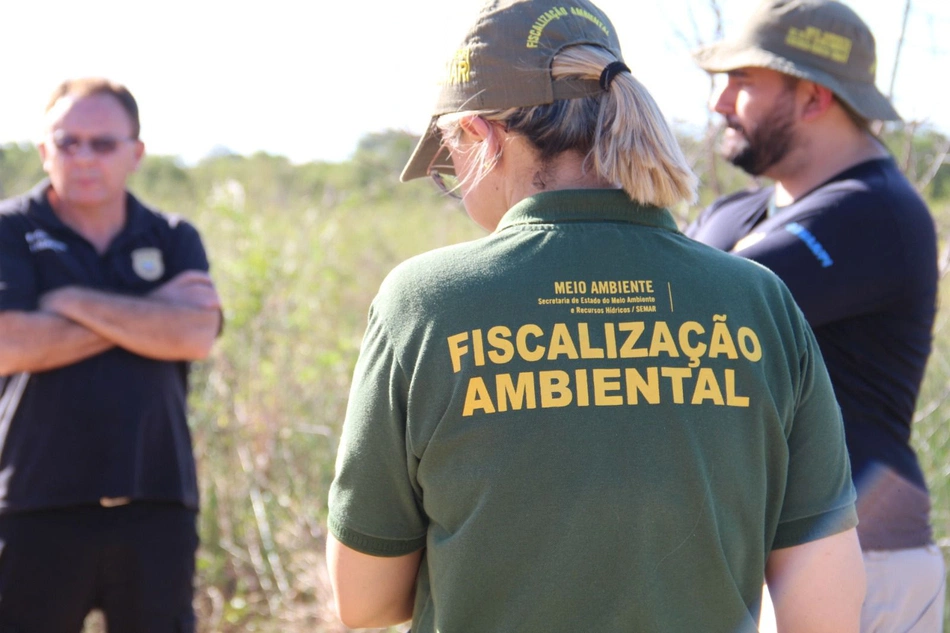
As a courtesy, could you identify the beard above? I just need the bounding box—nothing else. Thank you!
[719,97,797,176]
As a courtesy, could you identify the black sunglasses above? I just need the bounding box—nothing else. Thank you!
[429,167,462,200]
[51,133,134,156]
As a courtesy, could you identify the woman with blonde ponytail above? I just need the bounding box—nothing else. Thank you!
[326,1,865,632]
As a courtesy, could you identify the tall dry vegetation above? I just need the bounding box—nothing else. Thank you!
[1,117,948,631]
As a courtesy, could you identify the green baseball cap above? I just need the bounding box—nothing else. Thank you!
[400,0,623,182]
[694,0,899,121]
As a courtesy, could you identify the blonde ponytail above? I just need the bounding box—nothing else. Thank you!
[553,46,697,206]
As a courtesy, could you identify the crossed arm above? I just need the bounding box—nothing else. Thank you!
[0,270,222,375]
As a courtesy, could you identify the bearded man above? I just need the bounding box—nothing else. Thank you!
[686,2,944,631]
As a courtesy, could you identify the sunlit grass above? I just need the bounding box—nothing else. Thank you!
[0,138,936,632]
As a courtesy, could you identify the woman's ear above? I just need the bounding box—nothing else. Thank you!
[458,115,493,142]
[459,115,506,161]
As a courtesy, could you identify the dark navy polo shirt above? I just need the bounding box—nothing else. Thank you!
[0,181,210,513]
[686,158,938,503]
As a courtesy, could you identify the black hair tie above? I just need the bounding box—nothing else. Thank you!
[599,61,631,91]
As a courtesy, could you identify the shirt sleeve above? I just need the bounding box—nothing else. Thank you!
[0,217,38,312]
[164,218,211,276]
[772,308,858,549]
[327,302,428,557]
[733,190,904,327]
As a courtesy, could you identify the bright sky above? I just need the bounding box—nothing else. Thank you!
[3,0,947,165]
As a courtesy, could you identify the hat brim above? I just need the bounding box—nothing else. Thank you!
[400,118,453,183]
[693,43,900,122]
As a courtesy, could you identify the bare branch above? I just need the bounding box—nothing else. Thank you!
[888,0,913,100]
[670,0,707,50]
[939,241,950,279]
[900,120,920,176]
[238,443,292,612]
[916,136,950,192]
[673,0,727,198]
[708,0,724,41]
[670,0,725,55]
[914,373,950,422]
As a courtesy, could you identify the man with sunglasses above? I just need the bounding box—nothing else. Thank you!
[0,78,221,633]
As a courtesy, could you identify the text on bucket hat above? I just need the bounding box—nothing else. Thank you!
[692,0,899,122]
[400,0,624,182]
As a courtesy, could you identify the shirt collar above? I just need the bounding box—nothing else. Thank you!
[495,189,680,233]
[770,156,897,215]
[28,179,151,249]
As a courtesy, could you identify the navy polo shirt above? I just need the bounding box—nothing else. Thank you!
[686,158,938,502]
[0,181,209,513]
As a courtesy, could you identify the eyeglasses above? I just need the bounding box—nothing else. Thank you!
[50,133,135,156]
[429,167,462,200]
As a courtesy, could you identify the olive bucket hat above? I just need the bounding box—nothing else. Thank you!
[693,0,899,121]
[400,0,623,182]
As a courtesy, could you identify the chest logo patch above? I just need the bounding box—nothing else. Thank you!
[25,230,67,253]
[131,248,164,281]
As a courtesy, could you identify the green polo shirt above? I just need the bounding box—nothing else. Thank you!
[329,189,856,633]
